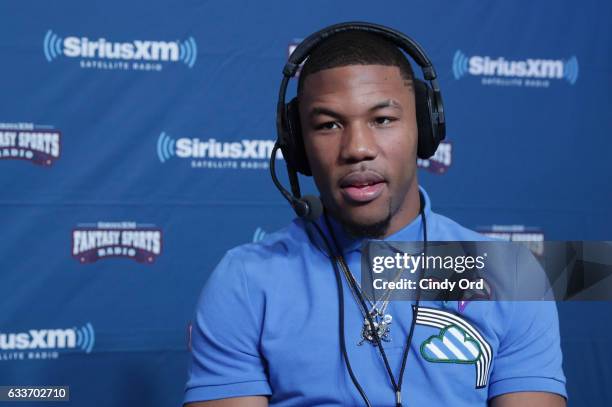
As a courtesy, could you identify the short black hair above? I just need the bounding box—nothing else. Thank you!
[297,30,415,97]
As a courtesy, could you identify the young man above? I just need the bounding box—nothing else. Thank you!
[184,28,566,406]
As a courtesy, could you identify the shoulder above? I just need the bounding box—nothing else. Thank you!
[197,219,312,315]
[225,218,309,264]
[209,218,312,290]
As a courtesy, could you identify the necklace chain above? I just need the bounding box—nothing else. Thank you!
[335,252,406,346]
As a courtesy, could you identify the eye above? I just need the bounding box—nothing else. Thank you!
[315,121,340,131]
[373,117,396,126]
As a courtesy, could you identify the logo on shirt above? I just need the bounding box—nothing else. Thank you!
[421,325,482,363]
[416,307,492,388]
[72,221,162,263]
[0,122,61,166]
[453,50,579,88]
[0,323,95,362]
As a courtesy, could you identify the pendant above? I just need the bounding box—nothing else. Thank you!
[358,309,392,346]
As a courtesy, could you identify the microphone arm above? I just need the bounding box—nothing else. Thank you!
[269,143,322,221]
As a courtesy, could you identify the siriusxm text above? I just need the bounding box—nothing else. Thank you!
[63,37,179,61]
[176,138,278,160]
[469,57,564,79]
[1,329,76,350]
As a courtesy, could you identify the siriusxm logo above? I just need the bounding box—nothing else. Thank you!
[453,50,578,87]
[0,323,95,355]
[43,30,197,71]
[72,222,162,264]
[157,132,282,170]
[417,140,452,174]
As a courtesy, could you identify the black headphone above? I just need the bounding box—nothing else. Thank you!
[270,21,446,220]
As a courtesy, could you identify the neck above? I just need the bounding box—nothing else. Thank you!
[381,180,421,238]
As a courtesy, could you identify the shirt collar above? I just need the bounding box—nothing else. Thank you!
[305,186,433,258]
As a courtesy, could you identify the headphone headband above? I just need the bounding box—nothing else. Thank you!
[283,21,437,80]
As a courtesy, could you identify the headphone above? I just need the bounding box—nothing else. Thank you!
[269,22,438,406]
[270,21,446,221]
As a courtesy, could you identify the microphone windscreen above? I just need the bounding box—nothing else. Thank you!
[301,195,323,221]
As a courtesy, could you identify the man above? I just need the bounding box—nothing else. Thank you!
[184,27,566,406]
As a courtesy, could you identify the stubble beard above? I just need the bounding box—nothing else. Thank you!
[337,200,394,239]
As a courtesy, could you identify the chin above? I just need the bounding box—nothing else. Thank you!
[343,207,384,224]
[337,202,392,239]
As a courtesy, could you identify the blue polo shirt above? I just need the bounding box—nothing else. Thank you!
[184,187,566,406]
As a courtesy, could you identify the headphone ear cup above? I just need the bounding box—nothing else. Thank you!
[414,79,440,159]
[283,98,312,176]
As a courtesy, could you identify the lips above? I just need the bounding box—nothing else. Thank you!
[339,171,386,203]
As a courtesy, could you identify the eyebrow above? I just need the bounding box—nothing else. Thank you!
[309,106,342,119]
[309,99,402,119]
[369,99,402,112]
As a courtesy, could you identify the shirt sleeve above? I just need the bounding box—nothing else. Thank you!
[184,251,271,404]
[488,246,567,400]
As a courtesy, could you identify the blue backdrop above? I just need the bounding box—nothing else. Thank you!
[1,1,610,405]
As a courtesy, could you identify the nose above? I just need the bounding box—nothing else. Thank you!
[339,122,378,164]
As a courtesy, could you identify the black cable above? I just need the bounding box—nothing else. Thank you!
[308,220,372,407]
[324,214,400,394]
[321,194,427,407]
[396,204,428,402]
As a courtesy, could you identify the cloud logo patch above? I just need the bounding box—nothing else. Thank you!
[421,325,481,364]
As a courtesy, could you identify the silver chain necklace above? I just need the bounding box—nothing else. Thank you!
[335,253,404,346]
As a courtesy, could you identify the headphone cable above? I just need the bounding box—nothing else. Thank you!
[308,194,427,407]
[308,219,373,407]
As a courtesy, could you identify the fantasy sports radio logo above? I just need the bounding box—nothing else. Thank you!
[453,50,579,88]
[157,131,282,170]
[72,222,162,264]
[417,140,452,174]
[43,30,197,71]
[477,224,544,256]
[0,122,60,166]
[0,323,94,361]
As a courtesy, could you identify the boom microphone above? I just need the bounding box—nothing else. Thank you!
[269,142,323,221]
[295,195,323,221]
